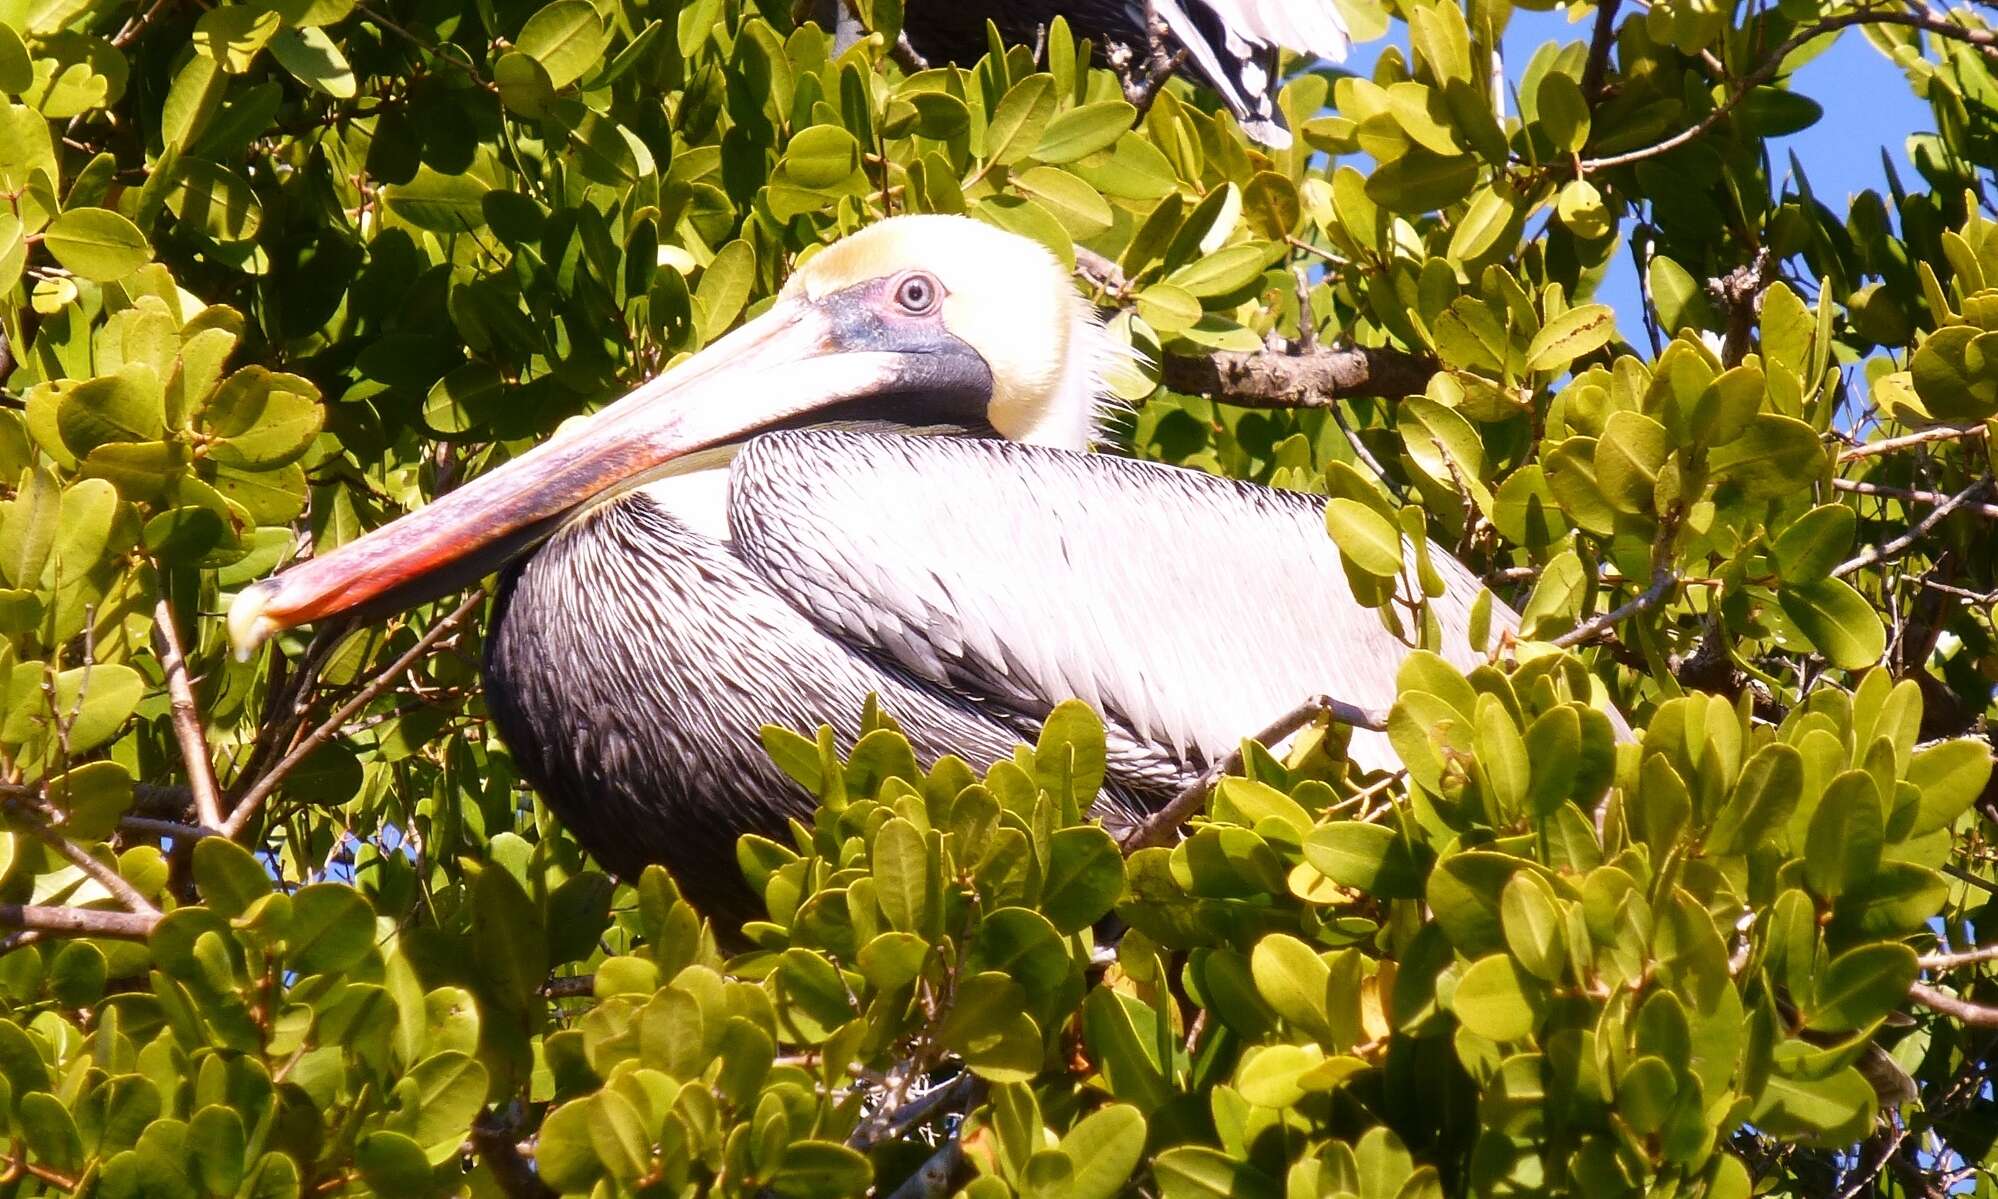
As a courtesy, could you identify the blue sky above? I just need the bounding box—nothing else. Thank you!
[1342,9,1933,338]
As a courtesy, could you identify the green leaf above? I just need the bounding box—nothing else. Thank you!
[1499,871,1565,983]
[1779,577,1885,671]
[1445,184,1517,262]
[1167,243,1272,298]
[986,74,1057,165]
[1014,166,1113,237]
[161,54,225,150]
[58,366,165,454]
[19,1091,83,1174]
[1772,504,1856,583]
[873,817,933,933]
[45,761,131,841]
[1043,825,1123,932]
[937,972,1043,1082]
[1365,150,1477,214]
[1057,1105,1147,1199]
[193,6,281,72]
[268,25,356,97]
[166,160,264,244]
[1153,1147,1282,1199]
[1593,411,1670,515]
[383,167,491,233]
[515,0,610,89]
[534,1099,602,1192]
[1526,304,1616,374]
[783,124,862,189]
[1807,943,1917,1033]
[1303,822,1421,899]
[1536,71,1590,153]
[1475,697,1530,820]
[355,1130,431,1194]
[41,208,150,281]
[1752,1066,1877,1140]
[1035,100,1136,162]
[1833,862,1948,938]
[0,24,29,94]
[1709,414,1826,499]
[1904,739,1993,836]
[48,662,143,752]
[202,369,322,468]
[1251,933,1333,1042]
[1615,1055,1678,1135]
[289,883,378,975]
[194,839,272,917]
[766,1141,872,1197]
[470,863,544,1008]
[0,466,57,588]
[188,1106,247,1194]
[1708,743,1803,856]
[1324,498,1404,578]
[1452,953,1543,1041]
[1911,325,1998,421]
[1804,770,1883,900]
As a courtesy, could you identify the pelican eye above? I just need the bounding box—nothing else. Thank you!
[894,272,941,315]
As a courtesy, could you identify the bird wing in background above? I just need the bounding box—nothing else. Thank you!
[1197,0,1351,61]
[728,429,1509,773]
[1133,1,1350,148]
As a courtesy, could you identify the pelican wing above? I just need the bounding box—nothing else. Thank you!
[728,430,1509,771]
[1195,0,1351,60]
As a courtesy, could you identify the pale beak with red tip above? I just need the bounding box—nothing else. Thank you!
[226,275,994,660]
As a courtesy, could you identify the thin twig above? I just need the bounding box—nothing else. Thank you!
[3,791,164,917]
[1122,696,1388,851]
[109,0,176,46]
[221,592,486,839]
[0,903,156,939]
[1833,1119,1913,1199]
[1073,247,1133,301]
[888,30,930,73]
[119,815,218,840]
[1921,943,1998,970]
[1293,267,1318,353]
[1124,0,1190,121]
[1833,476,1991,578]
[1579,9,1998,173]
[1838,423,1988,462]
[45,833,162,917]
[1581,0,1624,100]
[1908,981,1998,1027]
[541,975,595,999]
[1833,477,1998,518]
[472,1107,555,1199]
[1551,569,1678,648]
[154,595,225,830]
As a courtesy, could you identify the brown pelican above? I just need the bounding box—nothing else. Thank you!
[229,215,1501,925]
[834,1,1351,148]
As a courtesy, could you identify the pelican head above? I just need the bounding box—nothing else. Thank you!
[227,215,1119,656]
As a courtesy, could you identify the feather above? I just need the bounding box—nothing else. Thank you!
[890,0,1349,148]
[730,430,1526,774]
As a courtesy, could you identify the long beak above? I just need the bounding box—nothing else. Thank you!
[227,294,989,658]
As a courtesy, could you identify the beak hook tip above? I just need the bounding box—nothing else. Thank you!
[226,581,280,662]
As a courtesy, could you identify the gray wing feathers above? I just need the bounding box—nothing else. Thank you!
[729,431,1511,773]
